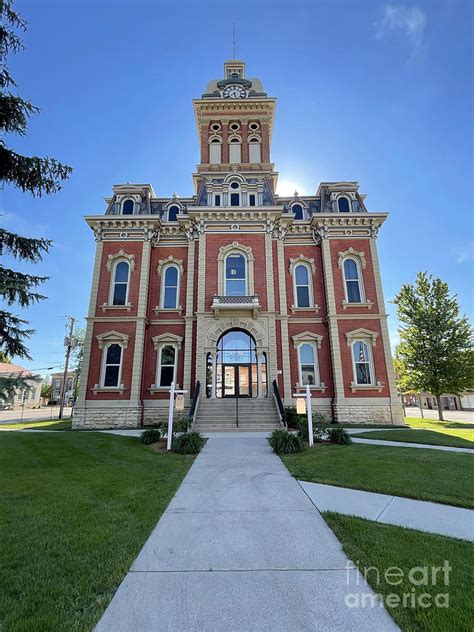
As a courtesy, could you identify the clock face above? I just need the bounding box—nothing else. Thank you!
[223,85,247,99]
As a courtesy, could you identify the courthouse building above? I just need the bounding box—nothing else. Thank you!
[74,60,403,429]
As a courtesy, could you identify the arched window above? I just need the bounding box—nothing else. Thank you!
[292,204,304,220]
[338,197,350,213]
[229,180,240,207]
[158,345,176,387]
[102,344,123,387]
[229,137,241,164]
[209,137,222,164]
[343,258,363,303]
[298,343,319,386]
[225,254,246,296]
[161,265,180,309]
[122,199,134,215]
[248,136,261,163]
[294,264,312,308]
[168,205,179,222]
[111,261,130,306]
[352,340,373,385]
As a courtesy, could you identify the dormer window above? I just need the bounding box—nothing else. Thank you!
[122,199,134,215]
[229,180,240,206]
[249,194,256,206]
[168,205,179,222]
[292,204,304,220]
[215,194,221,207]
[338,196,350,213]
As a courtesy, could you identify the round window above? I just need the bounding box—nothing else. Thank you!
[230,181,240,190]
[249,122,259,131]
[229,122,240,131]
[211,123,221,132]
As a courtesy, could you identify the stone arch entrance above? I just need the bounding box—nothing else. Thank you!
[206,328,267,399]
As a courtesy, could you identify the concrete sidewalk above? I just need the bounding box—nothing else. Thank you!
[350,436,473,454]
[300,481,474,541]
[96,434,398,631]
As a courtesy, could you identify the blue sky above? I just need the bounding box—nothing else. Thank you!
[3,0,473,376]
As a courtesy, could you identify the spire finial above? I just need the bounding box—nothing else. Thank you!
[232,21,236,59]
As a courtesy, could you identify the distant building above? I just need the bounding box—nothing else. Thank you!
[0,363,41,410]
[50,371,76,405]
[403,392,471,412]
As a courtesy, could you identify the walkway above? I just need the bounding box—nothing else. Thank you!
[350,436,473,454]
[300,481,474,541]
[96,433,398,631]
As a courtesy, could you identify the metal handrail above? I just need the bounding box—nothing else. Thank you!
[272,380,287,429]
[189,381,201,425]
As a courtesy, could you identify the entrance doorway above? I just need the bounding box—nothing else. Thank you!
[207,330,267,398]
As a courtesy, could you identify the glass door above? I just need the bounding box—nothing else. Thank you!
[237,365,250,397]
[223,365,236,397]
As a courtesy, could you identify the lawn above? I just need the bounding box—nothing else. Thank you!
[352,428,474,449]
[404,417,474,430]
[0,418,72,431]
[281,444,474,508]
[324,513,472,632]
[0,432,194,632]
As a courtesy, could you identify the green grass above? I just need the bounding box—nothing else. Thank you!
[281,444,474,508]
[404,416,474,430]
[324,513,472,632]
[352,428,474,449]
[0,432,195,631]
[0,418,72,430]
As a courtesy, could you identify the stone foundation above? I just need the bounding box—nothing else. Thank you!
[73,406,142,429]
[334,402,404,425]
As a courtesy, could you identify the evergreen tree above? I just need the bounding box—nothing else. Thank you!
[393,272,472,420]
[0,1,72,397]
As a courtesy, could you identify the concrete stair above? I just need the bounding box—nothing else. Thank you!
[194,398,281,432]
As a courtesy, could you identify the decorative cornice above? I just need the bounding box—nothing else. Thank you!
[288,254,316,274]
[106,250,136,272]
[151,333,183,350]
[157,255,184,275]
[218,241,254,261]
[96,330,130,350]
[291,331,323,349]
[345,328,379,346]
[337,247,367,269]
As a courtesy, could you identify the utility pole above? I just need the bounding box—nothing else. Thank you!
[59,316,76,420]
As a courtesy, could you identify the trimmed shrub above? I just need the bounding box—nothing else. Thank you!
[327,427,352,445]
[296,411,330,442]
[268,429,304,454]
[172,432,205,454]
[140,428,162,445]
[284,407,303,430]
[174,417,191,433]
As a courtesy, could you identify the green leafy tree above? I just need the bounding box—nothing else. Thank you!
[393,272,472,420]
[40,380,51,400]
[0,352,12,363]
[71,328,85,398]
[0,0,72,398]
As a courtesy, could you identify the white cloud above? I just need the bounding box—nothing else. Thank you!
[375,5,427,56]
[452,242,474,264]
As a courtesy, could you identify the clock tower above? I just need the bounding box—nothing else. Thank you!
[193,60,277,196]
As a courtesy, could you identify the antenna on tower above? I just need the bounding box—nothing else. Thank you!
[232,21,236,59]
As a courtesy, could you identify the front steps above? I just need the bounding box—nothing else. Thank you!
[194,397,281,432]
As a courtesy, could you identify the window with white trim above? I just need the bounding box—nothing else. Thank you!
[293,263,312,308]
[209,138,222,164]
[161,264,180,309]
[102,344,123,387]
[225,253,246,296]
[248,136,261,163]
[343,258,363,303]
[338,196,350,212]
[298,343,319,386]
[122,199,134,215]
[158,345,176,387]
[229,137,241,164]
[352,340,374,385]
[111,261,130,306]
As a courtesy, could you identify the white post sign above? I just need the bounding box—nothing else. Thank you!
[293,386,314,447]
[167,382,188,451]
